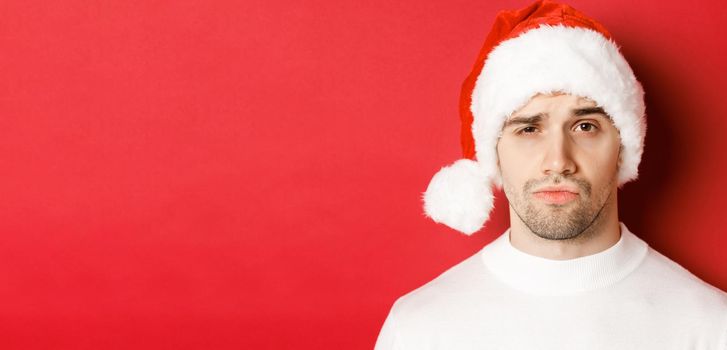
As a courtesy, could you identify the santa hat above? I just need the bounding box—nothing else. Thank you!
[422,0,646,235]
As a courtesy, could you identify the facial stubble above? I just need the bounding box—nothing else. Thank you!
[505,174,616,242]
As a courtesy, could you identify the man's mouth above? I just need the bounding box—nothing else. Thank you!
[532,186,580,205]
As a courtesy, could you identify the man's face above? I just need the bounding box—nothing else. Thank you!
[496,92,621,240]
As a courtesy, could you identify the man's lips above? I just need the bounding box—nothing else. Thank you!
[532,186,580,205]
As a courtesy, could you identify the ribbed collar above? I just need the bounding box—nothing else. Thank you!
[480,222,649,296]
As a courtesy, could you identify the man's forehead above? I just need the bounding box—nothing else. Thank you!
[503,95,609,128]
[507,93,601,118]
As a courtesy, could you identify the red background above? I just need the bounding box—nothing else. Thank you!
[1,0,725,348]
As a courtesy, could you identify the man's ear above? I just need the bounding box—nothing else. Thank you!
[493,141,504,189]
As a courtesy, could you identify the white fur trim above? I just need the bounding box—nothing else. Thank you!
[422,159,495,235]
[471,25,646,186]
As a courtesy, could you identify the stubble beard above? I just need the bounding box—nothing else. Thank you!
[504,174,615,241]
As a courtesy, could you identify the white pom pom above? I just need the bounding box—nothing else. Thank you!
[422,159,495,235]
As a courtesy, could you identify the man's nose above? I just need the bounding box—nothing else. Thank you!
[540,130,577,177]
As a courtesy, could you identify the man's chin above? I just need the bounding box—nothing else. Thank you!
[531,201,580,213]
[531,229,585,241]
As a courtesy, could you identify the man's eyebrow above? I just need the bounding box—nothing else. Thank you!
[503,114,544,128]
[503,107,610,128]
[573,106,608,118]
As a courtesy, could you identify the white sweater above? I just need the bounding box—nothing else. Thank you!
[375,222,727,349]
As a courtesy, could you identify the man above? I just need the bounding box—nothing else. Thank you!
[374,1,727,349]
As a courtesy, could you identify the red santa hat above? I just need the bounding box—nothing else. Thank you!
[422,0,646,235]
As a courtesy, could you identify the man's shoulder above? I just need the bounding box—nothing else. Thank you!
[375,247,502,349]
[388,247,497,322]
[639,245,727,311]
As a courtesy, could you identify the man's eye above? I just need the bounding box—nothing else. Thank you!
[577,123,597,132]
[518,126,538,134]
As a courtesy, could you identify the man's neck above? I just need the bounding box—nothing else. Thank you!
[507,201,621,260]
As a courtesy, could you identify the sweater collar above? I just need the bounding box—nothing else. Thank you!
[480,222,649,296]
